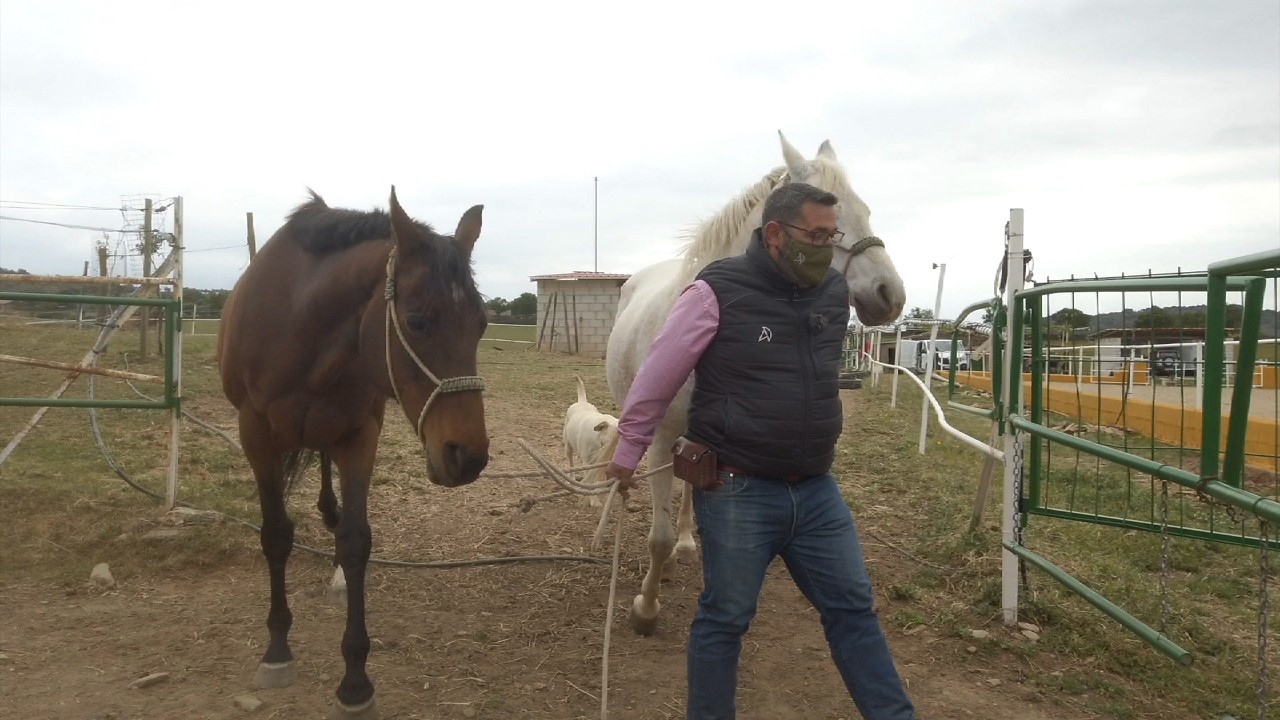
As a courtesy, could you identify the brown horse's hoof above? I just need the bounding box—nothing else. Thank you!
[328,697,378,720]
[253,660,297,689]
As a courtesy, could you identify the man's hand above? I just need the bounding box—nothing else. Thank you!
[604,462,640,493]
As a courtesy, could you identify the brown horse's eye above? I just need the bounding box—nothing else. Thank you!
[406,313,430,333]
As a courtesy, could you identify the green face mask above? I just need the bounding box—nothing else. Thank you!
[781,236,834,287]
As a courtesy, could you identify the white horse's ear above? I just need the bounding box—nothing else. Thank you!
[779,131,806,175]
[816,140,837,160]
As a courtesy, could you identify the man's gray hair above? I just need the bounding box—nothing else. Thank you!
[761,183,838,227]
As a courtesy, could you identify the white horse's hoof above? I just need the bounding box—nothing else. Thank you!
[675,541,698,565]
[328,697,378,720]
[660,554,680,580]
[254,660,297,689]
[629,595,660,636]
[327,567,347,606]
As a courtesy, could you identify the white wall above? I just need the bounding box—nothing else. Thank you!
[535,279,624,357]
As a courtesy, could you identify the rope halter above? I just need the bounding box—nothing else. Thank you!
[836,234,886,278]
[383,247,486,440]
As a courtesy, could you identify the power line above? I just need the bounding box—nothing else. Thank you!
[0,215,134,233]
[0,200,122,211]
[186,244,245,253]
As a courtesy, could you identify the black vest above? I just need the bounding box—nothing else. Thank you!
[686,231,850,478]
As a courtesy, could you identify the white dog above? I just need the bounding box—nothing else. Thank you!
[563,375,621,506]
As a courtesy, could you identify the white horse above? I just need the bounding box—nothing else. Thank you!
[605,132,907,636]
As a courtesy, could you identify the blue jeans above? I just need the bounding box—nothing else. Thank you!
[687,471,917,720]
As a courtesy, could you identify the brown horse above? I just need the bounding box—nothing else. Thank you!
[217,188,490,719]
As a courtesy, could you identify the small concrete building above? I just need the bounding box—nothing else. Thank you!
[529,271,630,357]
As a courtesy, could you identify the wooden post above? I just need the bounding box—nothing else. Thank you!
[246,212,257,260]
[571,291,580,354]
[166,196,184,509]
[561,287,572,353]
[548,293,560,350]
[140,199,153,360]
[537,292,557,350]
[96,246,109,325]
[78,261,89,328]
[968,421,1002,532]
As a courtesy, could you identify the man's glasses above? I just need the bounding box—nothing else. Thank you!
[780,222,845,247]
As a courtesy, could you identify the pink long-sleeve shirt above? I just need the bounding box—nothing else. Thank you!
[611,280,720,470]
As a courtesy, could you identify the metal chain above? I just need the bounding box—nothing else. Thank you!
[1194,483,1244,525]
[1011,430,1026,548]
[1011,430,1033,594]
[1159,481,1171,635]
[1258,521,1271,720]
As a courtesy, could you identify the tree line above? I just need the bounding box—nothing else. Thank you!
[898,303,1268,338]
[2,267,546,327]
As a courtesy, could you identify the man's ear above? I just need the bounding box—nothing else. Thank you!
[762,221,785,250]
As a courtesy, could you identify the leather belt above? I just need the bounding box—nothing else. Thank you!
[718,463,804,483]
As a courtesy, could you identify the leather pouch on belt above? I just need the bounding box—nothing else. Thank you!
[671,436,723,490]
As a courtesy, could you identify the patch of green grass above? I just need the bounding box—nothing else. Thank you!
[886,582,923,602]
[0,320,262,584]
[483,323,537,343]
[889,609,930,632]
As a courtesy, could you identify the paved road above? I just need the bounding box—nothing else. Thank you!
[1042,380,1279,420]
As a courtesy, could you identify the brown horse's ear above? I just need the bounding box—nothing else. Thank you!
[454,205,483,254]
[388,185,417,248]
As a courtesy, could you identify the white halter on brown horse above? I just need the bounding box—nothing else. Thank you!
[604,132,907,635]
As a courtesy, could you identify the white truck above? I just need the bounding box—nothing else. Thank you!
[896,338,969,374]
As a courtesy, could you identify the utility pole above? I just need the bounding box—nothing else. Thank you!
[593,176,598,272]
[96,245,109,325]
[139,199,153,360]
[246,212,257,260]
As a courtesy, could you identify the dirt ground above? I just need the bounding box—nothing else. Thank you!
[0,349,1200,720]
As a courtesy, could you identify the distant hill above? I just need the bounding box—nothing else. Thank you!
[1084,305,1277,338]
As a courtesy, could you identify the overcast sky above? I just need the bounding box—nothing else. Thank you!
[1,0,1276,322]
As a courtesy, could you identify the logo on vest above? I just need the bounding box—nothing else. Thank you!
[758,326,773,343]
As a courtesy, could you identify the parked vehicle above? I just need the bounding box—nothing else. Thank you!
[896,338,969,373]
[1151,348,1197,378]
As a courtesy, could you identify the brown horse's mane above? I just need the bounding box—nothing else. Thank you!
[286,189,480,294]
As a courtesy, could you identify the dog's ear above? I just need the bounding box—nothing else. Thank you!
[594,421,609,432]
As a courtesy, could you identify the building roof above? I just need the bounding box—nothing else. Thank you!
[529,271,631,281]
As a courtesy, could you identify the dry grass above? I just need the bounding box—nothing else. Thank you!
[0,316,1275,718]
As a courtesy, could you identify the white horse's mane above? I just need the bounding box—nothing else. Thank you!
[677,166,787,274]
[675,159,861,280]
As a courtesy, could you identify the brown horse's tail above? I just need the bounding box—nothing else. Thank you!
[282,449,318,496]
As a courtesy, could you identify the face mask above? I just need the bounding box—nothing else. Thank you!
[780,236,834,287]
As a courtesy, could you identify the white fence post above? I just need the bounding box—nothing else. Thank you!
[918,263,947,455]
[1002,209,1025,626]
[890,326,903,408]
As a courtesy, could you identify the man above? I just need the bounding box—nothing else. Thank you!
[605,183,919,720]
